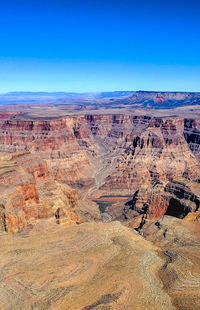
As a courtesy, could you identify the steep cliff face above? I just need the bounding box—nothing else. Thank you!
[184,118,200,163]
[87,116,200,220]
[0,117,96,190]
[0,153,81,233]
[0,113,200,230]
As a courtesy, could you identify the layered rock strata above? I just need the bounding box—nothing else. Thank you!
[0,152,81,233]
[0,113,200,231]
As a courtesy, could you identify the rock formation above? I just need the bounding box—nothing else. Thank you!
[0,99,200,309]
[0,152,81,233]
[142,216,200,309]
[0,221,175,310]
[0,112,200,232]
[113,91,200,109]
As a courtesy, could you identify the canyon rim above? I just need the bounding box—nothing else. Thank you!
[0,91,200,309]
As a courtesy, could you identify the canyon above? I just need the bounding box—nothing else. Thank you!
[0,91,200,309]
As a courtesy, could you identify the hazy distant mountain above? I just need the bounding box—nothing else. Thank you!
[110,91,200,109]
[0,91,135,105]
[0,92,84,104]
[0,91,200,108]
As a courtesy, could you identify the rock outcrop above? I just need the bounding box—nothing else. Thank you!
[0,153,81,233]
[0,221,174,310]
[142,216,200,309]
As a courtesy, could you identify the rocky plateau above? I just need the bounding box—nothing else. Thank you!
[0,91,200,309]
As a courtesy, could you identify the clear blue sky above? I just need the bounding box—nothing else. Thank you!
[0,0,200,93]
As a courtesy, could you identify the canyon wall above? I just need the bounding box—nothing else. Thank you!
[0,113,200,232]
[0,152,82,233]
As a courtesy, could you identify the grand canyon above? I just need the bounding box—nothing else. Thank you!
[0,91,200,309]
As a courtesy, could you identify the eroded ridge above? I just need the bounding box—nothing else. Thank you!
[0,221,174,310]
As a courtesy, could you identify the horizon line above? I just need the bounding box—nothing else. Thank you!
[1,90,200,95]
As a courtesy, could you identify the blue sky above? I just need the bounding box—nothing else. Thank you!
[0,0,200,92]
